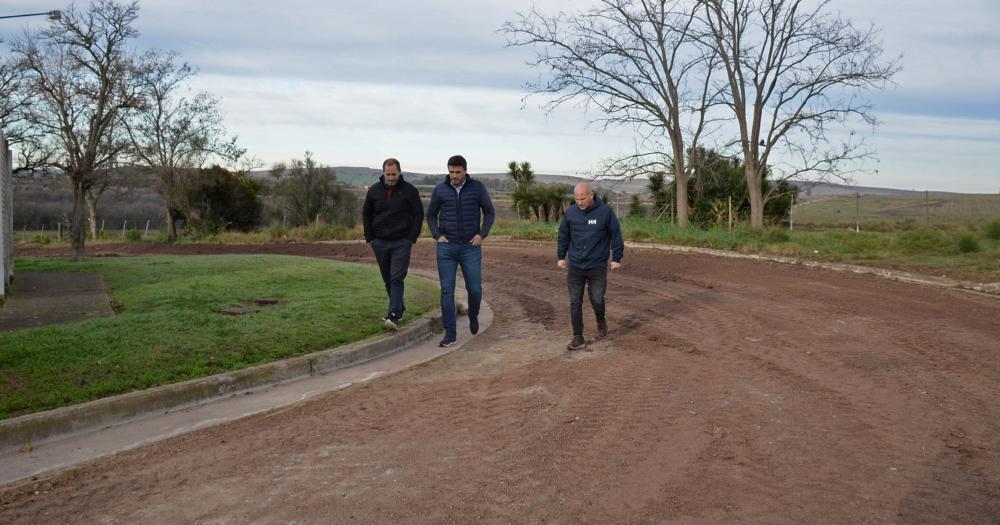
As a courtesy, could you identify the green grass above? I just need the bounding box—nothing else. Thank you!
[0,255,437,420]
[794,194,1000,227]
[491,217,1000,282]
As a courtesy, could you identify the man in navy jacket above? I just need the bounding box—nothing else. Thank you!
[362,158,425,330]
[426,155,496,347]
[557,182,624,351]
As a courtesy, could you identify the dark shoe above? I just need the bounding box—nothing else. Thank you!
[597,319,608,338]
[469,315,479,335]
[438,335,457,347]
[384,317,398,331]
[566,335,586,351]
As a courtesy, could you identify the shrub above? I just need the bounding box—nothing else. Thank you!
[305,223,348,241]
[185,165,263,234]
[898,229,948,254]
[985,220,1000,241]
[628,194,646,219]
[267,224,288,241]
[125,229,143,242]
[957,233,980,253]
[31,234,51,245]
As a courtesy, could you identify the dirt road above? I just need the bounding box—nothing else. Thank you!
[3,242,999,523]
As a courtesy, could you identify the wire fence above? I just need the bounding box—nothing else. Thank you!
[11,218,168,244]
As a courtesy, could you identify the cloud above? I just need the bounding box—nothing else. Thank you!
[4,0,998,191]
[192,74,637,174]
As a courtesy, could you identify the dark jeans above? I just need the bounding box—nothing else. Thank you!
[436,242,482,338]
[371,238,413,321]
[567,265,607,336]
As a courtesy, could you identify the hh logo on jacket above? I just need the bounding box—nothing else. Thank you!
[588,219,597,225]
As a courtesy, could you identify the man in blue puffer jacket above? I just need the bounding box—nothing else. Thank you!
[426,155,496,347]
[557,182,624,351]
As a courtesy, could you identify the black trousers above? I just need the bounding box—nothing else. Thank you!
[371,238,412,321]
[567,265,607,336]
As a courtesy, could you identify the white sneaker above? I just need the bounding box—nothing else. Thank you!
[384,317,398,331]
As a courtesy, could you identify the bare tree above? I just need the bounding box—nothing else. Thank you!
[123,50,242,241]
[502,0,721,227]
[698,0,899,228]
[12,0,144,260]
[1,51,54,174]
[270,152,357,227]
[0,54,27,141]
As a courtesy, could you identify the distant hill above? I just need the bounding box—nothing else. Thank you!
[791,181,961,200]
[249,166,973,199]
[302,166,647,193]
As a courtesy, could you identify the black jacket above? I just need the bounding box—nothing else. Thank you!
[557,196,624,269]
[362,175,424,243]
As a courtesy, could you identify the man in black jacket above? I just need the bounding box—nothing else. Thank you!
[557,182,624,350]
[362,158,425,330]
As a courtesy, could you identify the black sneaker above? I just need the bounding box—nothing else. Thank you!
[567,335,586,351]
[438,335,456,347]
[469,315,479,335]
[597,319,608,338]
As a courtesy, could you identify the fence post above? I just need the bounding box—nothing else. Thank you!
[855,192,860,233]
[121,219,127,239]
[788,193,794,231]
[144,219,150,239]
[728,195,733,232]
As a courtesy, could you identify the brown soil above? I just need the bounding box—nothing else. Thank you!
[3,242,999,523]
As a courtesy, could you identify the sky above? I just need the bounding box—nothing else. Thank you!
[3,0,999,193]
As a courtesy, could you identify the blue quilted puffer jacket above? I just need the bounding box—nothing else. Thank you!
[426,175,496,244]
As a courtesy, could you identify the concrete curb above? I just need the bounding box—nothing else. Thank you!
[0,312,440,451]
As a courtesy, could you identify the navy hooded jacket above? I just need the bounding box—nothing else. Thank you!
[426,175,496,244]
[557,196,625,269]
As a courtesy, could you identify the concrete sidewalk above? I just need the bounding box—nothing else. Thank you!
[0,296,493,485]
[0,272,114,331]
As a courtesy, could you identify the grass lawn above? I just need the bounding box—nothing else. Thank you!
[793,194,1000,227]
[490,218,1000,283]
[0,255,437,420]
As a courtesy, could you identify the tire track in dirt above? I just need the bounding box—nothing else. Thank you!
[3,241,999,523]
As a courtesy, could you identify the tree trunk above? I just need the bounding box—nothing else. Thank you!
[70,178,87,262]
[746,165,765,229]
[674,166,689,228]
[165,206,177,241]
[86,190,99,241]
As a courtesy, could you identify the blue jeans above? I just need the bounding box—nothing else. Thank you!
[436,242,482,338]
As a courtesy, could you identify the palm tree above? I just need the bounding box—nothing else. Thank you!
[507,160,535,191]
[517,161,534,188]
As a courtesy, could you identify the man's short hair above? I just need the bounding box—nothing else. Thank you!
[383,158,401,172]
[447,155,467,170]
